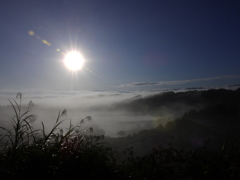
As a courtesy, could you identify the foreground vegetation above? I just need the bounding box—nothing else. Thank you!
[1,93,240,179]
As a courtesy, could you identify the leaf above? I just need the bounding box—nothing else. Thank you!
[59,129,63,136]
[8,99,19,120]
[61,109,67,117]
[27,100,34,111]
[89,127,93,133]
[86,116,92,121]
[16,92,22,100]
[80,119,84,125]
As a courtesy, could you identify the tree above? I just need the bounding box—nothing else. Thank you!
[117,130,126,137]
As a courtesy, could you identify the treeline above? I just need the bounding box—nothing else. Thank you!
[111,88,240,114]
[105,88,240,155]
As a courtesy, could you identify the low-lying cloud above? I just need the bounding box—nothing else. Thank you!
[0,90,163,137]
[1,84,238,137]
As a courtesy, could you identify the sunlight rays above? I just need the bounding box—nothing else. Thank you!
[64,51,85,71]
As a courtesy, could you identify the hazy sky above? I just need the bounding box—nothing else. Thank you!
[1,0,240,92]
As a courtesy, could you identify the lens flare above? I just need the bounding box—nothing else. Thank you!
[28,31,35,36]
[42,39,51,46]
[28,30,101,78]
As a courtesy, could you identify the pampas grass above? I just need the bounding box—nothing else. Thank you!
[1,93,240,179]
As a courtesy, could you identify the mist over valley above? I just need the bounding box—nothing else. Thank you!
[1,88,240,155]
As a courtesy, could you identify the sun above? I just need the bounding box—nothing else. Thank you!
[64,51,85,71]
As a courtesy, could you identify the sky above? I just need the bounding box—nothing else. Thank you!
[0,0,240,94]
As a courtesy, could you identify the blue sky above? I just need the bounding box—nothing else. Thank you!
[0,0,240,93]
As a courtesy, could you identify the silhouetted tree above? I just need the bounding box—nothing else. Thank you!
[117,130,126,137]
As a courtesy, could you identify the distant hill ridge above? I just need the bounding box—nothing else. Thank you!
[111,88,240,114]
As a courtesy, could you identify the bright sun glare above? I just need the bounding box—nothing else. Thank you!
[64,51,85,71]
